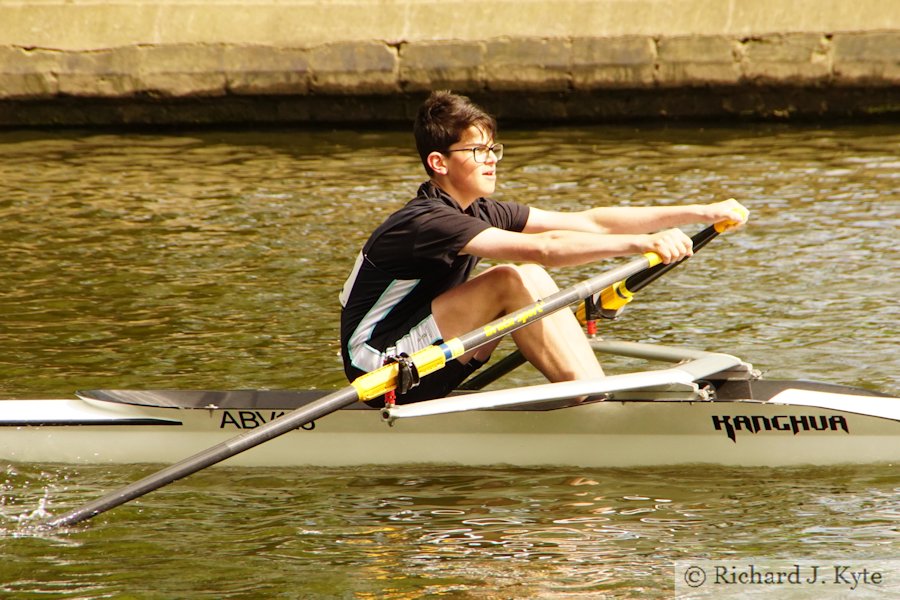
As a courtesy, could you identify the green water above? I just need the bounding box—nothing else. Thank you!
[0,123,898,598]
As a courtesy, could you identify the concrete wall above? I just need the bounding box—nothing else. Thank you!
[1,0,898,126]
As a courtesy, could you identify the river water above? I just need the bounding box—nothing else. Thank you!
[0,123,897,598]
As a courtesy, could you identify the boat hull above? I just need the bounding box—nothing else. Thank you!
[2,392,897,467]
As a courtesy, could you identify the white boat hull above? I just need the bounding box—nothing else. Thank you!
[2,392,897,467]
[4,341,897,468]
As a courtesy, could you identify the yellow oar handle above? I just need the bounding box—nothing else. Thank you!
[714,202,749,233]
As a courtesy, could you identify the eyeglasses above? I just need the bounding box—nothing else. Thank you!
[445,143,504,163]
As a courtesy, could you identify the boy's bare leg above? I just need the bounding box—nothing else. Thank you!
[432,264,604,382]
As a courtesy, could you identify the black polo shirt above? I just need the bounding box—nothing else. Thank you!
[340,181,529,376]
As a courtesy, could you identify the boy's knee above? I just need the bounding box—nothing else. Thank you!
[485,264,557,299]
[511,263,559,295]
[516,262,552,281]
[488,263,524,280]
[487,264,532,290]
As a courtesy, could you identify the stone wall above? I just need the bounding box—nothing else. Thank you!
[1,0,898,126]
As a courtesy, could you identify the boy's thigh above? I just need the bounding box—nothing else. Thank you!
[432,265,523,339]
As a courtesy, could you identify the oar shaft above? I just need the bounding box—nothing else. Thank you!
[47,252,658,529]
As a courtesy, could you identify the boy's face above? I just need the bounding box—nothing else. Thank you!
[442,125,498,204]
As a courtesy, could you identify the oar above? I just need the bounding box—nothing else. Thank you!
[578,213,744,323]
[45,250,664,528]
[593,216,743,318]
[465,218,742,391]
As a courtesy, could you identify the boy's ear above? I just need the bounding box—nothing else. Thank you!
[427,151,448,175]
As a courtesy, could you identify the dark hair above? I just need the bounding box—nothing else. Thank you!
[413,90,497,176]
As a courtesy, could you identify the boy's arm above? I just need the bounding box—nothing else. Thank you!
[524,198,748,235]
[461,226,695,268]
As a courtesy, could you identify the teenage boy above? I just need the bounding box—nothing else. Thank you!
[339,90,748,406]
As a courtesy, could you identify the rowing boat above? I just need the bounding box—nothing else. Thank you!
[4,338,897,468]
[23,220,896,529]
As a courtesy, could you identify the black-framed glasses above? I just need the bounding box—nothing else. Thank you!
[445,143,504,163]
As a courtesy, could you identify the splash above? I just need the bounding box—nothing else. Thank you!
[13,492,53,525]
[0,465,77,538]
